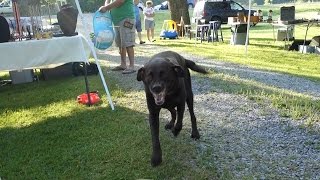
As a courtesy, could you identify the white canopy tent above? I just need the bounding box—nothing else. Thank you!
[7,0,115,110]
[245,0,251,55]
[74,0,115,110]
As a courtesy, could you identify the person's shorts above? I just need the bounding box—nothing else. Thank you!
[135,18,142,32]
[114,18,136,48]
[144,19,155,30]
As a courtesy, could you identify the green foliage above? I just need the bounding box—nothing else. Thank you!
[76,0,105,12]
[265,0,272,5]
[253,0,265,5]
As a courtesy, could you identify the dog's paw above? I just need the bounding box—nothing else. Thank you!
[165,122,174,130]
[172,123,182,136]
[172,127,182,137]
[151,154,162,167]
[191,131,200,140]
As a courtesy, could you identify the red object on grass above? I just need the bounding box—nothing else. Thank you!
[77,91,101,105]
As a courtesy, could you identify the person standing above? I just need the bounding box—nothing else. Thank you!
[267,9,273,23]
[134,0,145,44]
[99,0,136,74]
[143,0,155,42]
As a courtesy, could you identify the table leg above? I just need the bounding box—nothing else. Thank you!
[200,26,203,43]
[211,27,214,44]
[272,25,275,42]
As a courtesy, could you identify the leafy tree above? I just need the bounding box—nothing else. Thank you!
[253,0,265,5]
[264,0,272,4]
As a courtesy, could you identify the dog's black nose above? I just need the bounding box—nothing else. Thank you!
[152,85,162,93]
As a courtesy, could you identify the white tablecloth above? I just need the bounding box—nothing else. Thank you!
[0,35,91,71]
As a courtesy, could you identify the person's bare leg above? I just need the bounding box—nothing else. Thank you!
[147,29,151,41]
[119,47,127,68]
[151,28,155,40]
[126,46,134,69]
[138,32,143,42]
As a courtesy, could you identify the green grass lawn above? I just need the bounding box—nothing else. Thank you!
[1,3,320,179]
[152,3,320,125]
[0,76,218,179]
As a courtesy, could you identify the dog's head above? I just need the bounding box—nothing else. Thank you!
[137,58,184,106]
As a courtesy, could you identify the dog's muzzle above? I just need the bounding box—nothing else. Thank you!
[151,85,166,105]
[152,92,165,105]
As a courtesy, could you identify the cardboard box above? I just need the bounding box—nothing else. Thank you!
[228,17,237,24]
[237,12,245,22]
[245,16,259,23]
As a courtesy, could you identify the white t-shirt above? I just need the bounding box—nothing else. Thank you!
[143,7,154,21]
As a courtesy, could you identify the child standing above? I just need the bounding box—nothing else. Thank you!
[143,0,155,42]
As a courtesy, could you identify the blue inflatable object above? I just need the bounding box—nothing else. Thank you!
[160,30,178,39]
[93,11,114,50]
[159,20,178,39]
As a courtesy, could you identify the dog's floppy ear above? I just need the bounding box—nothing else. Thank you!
[173,65,184,77]
[137,67,145,81]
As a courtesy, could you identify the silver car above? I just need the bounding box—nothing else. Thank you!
[0,0,13,14]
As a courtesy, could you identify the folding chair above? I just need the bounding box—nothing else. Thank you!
[209,21,223,43]
[189,17,207,45]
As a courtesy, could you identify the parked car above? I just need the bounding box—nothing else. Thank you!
[154,1,168,11]
[193,0,256,24]
[0,0,13,14]
[154,0,195,11]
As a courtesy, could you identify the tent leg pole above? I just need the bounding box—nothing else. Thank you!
[84,63,92,106]
[75,0,114,110]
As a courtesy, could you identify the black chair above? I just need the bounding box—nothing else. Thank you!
[0,15,10,43]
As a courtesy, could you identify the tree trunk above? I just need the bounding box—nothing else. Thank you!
[168,0,191,25]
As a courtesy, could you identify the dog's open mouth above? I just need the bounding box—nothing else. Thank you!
[152,92,165,106]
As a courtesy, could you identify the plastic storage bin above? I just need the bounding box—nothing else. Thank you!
[9,70,34,84]
[230,33,247,45]
[299,45,315,54]
[277,28,293,41]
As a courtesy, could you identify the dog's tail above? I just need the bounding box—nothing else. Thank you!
[185,59,208,74]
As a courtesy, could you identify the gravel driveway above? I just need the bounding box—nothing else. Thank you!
[96,43,320,179]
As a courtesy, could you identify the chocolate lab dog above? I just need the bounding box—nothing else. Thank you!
[137,51,208,166]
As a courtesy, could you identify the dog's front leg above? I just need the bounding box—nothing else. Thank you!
[149,110,162,167]
[172,103,185,136]
[165,108,176,130]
